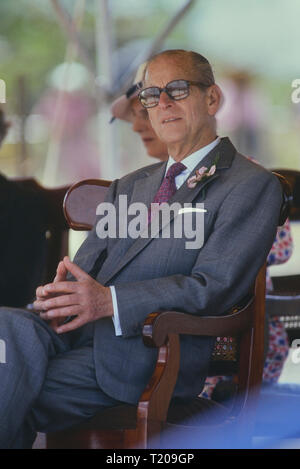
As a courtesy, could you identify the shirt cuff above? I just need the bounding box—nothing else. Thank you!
[110,286,122,336]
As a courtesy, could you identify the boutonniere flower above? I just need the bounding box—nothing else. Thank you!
[187,153,220,189]
[187,164,216,189]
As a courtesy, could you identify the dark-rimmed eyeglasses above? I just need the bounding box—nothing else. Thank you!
[138,79,211,109]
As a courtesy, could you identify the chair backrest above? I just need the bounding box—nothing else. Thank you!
[268,169,300,344]
[63,178,111,231]
[271,169,300,221]
[64,172,291,228]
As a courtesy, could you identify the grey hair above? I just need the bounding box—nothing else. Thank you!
[144,49,215,87]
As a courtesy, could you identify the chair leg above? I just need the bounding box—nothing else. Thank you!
[47,429,126,449]
[124,420,162,449]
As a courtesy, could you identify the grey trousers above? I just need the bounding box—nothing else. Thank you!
[0,307,122,449]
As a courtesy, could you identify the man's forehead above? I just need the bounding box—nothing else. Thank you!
[144,56,193,86]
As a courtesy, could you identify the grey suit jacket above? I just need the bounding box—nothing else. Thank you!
[73,137,282,404]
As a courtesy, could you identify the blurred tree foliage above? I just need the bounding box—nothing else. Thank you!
[0,0,298,172]
[0,1,69,111]
[0,0,193,112]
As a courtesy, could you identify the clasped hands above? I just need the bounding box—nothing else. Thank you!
[33,256,113,334]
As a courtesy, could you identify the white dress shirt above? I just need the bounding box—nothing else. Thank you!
[111,137,220,336]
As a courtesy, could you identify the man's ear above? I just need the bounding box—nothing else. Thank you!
[206,84,223,116]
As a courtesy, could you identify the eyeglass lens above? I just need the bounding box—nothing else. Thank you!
[140,80,189,108]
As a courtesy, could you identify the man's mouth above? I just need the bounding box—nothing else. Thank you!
[162,117,181,124]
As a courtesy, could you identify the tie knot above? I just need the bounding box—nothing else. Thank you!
[166,162,186,180]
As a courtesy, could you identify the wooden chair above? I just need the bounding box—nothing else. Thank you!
[252,169,300,440]
[63,178,111,231]
[270,169,300,221]
[266,169,300,344]
[46,175,288,449]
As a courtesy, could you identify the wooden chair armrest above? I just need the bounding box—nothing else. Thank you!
[266,291,300,317]
[142,296,254,348]
[135,297,254,428]
[271,275,300,292]
[63,178,111,231]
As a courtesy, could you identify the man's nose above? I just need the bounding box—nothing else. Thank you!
[158,91,173,109]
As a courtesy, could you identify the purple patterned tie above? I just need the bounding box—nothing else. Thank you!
[148,161,186,222]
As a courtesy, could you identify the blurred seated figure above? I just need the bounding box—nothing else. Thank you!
[111,62,168,162]
[0,108,48,307]
[200,200,292,401]
[111,67,292,397]
[200,222,292,402]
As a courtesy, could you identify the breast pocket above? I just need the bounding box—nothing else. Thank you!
[171,206,215,251]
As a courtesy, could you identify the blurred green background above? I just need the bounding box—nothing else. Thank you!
[1,0,300,186]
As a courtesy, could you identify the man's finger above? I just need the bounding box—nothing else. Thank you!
[43,281,78,295]
[53,261,68,283]
[33,299,48,311]
[36,285,46,298]
[36,285,58,299]
[54,315,85,334]
[42,293,79,311]
[40,304,81,321]
[63,256,90,281]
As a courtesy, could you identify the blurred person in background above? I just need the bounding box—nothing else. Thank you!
[34,86,100,185]
[216,71,267,160]
[0,108,48,307]
[111,63,168,162]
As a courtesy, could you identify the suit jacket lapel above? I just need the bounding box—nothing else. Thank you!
[97,162,166,283]
[128,162,166,209]
[162,136,234,221]
[100,137,236,285]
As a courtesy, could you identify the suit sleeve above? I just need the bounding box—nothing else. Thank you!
[114,171,283,338]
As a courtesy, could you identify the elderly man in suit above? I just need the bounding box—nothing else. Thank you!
[0,50,282,448]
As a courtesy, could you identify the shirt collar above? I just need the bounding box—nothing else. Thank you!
[166,137,221,175]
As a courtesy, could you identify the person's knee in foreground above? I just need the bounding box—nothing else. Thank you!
[0,49,283,448]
